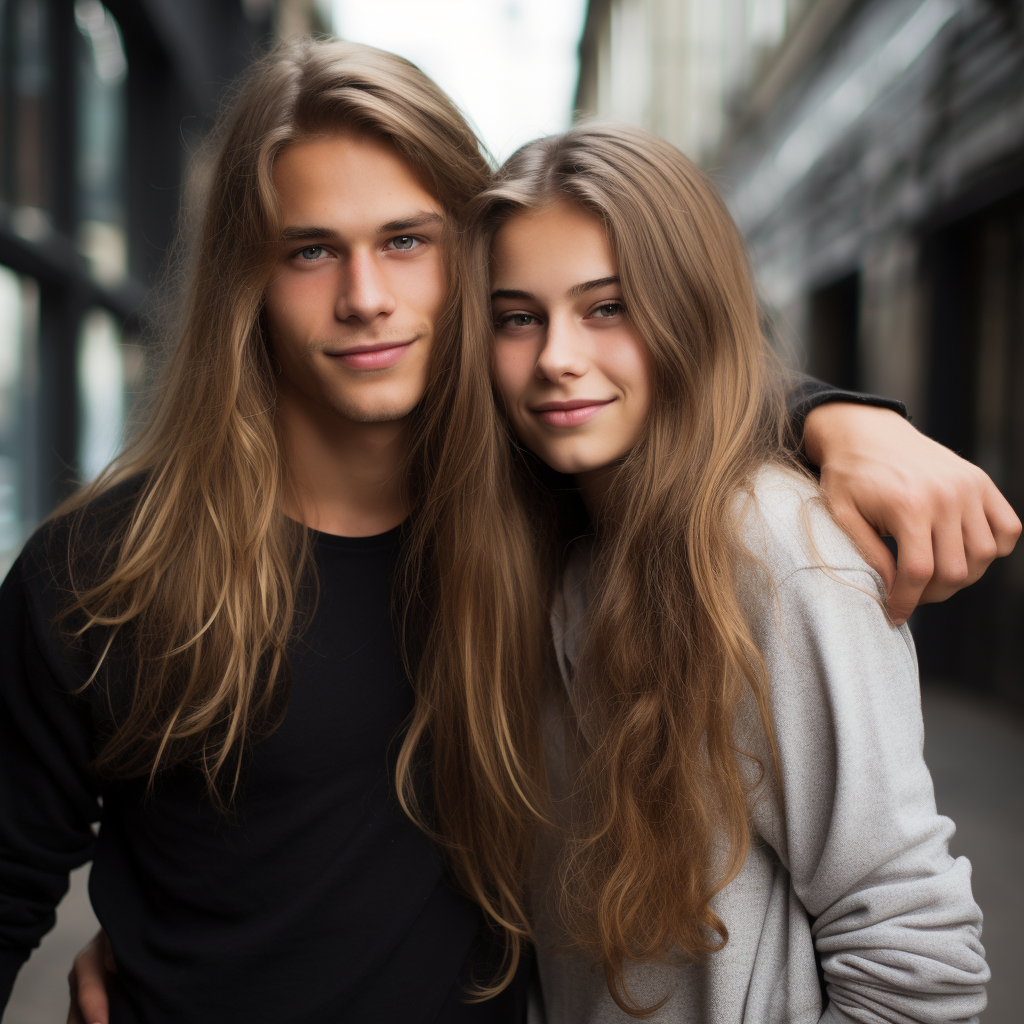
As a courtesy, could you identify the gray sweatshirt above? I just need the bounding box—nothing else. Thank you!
[531,467,988,1024]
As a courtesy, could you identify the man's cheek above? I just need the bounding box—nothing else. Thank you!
[409,257,448,318]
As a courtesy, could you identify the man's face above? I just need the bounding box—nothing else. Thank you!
[265,134,446,424]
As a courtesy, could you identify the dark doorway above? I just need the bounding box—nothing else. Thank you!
[808,272,861,391]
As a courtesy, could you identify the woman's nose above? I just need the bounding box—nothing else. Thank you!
[535,315,587,381]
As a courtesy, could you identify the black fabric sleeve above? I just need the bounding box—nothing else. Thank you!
[787,374,909,437]
[0,549,101,1007]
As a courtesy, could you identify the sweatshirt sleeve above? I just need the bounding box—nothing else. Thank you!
[744,476,988,1023]
[0,550,101,1007]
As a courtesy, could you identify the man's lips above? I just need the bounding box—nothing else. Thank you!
[530,398,615,427]
[327,340,414,370]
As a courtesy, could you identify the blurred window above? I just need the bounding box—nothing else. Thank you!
[0,265,39,573]
[1,0,53,234]
[75,0,127,285]
[77,307,125,482]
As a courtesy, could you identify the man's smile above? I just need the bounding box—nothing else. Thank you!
[326,339,415,370]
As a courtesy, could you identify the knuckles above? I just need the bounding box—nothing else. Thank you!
[897,557,935,585]
[966,538,1000,566]
[934,561,971,588]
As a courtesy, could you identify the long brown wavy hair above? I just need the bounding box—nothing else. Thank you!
[470,123,796,1012]
[55,38,549,989]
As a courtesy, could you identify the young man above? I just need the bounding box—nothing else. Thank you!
[0,38,1017,1024]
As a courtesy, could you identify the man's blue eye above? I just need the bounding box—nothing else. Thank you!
[299,246,325,260]
[390,236,417,250]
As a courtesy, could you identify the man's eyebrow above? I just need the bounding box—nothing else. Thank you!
[279,212,444,243]
[280,226,338,242]
[377,212,444,233]
[568,276,620,297]
[490,277,620,302]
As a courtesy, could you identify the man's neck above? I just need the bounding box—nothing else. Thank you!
[277,392,410,538]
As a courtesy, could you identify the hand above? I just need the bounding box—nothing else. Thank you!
[67,929,115,1024]
[803,403,1021,624]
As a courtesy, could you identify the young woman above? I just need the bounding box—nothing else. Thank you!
[474,124,990,1022]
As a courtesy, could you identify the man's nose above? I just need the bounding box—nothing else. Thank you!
[535,314,587,381]
[336,249,397,323]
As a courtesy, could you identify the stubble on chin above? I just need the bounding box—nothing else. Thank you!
[328,396,419,424]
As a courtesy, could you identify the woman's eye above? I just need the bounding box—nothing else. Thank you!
[298,245,327,260]
[388,235,419,251]
[496,312,540,330]
[591,301,623,318]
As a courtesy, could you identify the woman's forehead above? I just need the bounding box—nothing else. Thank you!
[491,202,616,291]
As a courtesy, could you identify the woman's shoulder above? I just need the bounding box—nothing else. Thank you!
[736,463,881,596]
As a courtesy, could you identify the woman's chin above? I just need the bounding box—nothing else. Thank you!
[533,448,621,479]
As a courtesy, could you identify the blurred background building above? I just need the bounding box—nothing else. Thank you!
[577,0,1024,712]
[1,0,1021,1020]
[0,0,329,581]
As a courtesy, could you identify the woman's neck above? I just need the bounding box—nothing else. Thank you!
[575,462,622,517]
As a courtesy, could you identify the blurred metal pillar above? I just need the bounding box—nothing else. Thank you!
[36,281,85,507]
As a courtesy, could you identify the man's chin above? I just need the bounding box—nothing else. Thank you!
[331,399,419,425]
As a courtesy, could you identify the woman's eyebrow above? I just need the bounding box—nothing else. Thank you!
[568,275,619,297]
[491,276,620,302]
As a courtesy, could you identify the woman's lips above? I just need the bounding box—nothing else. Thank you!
[532,399,614,427]
[330,341,413,370]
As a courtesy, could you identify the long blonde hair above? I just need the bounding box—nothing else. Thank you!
[471,123,795,1012]
[55,38,549,989]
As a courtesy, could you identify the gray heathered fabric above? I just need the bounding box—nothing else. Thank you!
[531,467,989,1024]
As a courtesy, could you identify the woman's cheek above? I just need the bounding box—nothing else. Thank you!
[493,342,531,410]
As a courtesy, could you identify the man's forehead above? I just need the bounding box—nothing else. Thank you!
[274,133,442,231]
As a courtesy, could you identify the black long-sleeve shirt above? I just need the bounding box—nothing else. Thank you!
[0,498,526,1022]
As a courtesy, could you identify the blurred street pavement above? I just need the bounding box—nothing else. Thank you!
[3,683,1022,1022]
[920,682,1024,1024]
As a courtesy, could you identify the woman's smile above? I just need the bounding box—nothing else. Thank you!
[531,397,616,427]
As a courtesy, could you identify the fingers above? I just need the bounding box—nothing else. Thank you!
[958,499,999,585]
[884,524,935,625]
[917,517,970,605]
[68,932,113,1024]
[809,403,1021,616]
[75,972,112,1024]
[981,477,1022,557]
[830,499,898,597]
[918,478,1018,603]
[67,969,84,1024]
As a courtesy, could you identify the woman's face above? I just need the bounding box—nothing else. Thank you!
[490,201,651,478]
